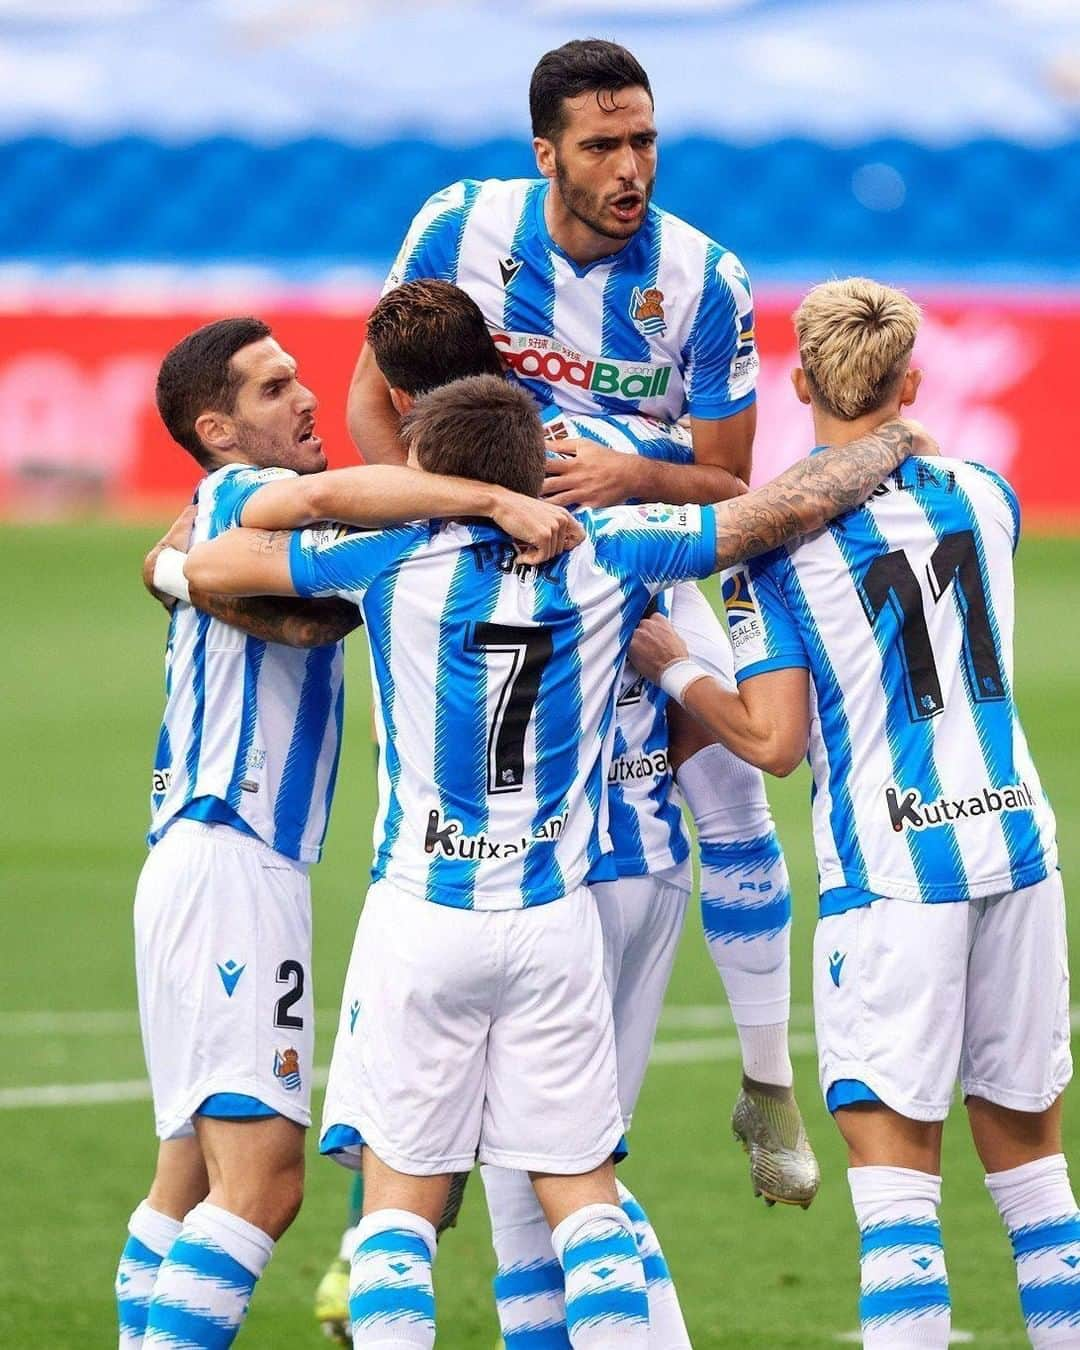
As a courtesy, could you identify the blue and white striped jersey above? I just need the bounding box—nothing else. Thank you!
[149,464,345,864]
[725,454,1056,912]
[290,504,717,910]
[385,178,758,424]
[544,407,694,882]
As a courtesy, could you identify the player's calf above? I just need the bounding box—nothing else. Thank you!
[348,1150,451,1349]
[533,1163,650,1349]
[116,1136,206,1348]
[836,1105,951,1350]
[972,1098,1080,1348]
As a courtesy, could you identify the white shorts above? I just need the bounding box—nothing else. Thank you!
[814,873,1071,1121]
[134,820,314,1140]
[592,869,689,1128]
[320,880,622,1176]
[668,579,735,688]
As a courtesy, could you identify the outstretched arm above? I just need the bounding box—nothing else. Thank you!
[238,464,583,567]
[143,509,361,647]
[710,418,929,571]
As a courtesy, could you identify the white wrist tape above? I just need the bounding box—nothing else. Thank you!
[152,547,191,605]
[659,658,709,705]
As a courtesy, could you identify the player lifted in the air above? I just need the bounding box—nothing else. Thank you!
[180,374,922,1348]
[631,279,1075,1350]
[347,34,818,1215]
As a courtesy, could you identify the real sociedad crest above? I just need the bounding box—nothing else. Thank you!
[273,1047,302,1092]
[630,286,666,337]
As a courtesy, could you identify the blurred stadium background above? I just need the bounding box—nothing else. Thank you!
[3,1,1079,1345]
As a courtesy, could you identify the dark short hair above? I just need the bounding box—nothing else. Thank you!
[367,280,505,395]
[155,317,271,467]
[400,374,545,499]
[530,38,652,140]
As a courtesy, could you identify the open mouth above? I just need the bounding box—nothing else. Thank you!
[609,192,644,222]
[297,426,321,448]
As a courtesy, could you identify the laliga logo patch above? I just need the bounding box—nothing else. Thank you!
[635,504,675,525]
[273,1047,302,1092]
[630,286,666,337]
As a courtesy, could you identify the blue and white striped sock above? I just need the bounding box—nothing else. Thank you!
[849,1167,950,1349]
[552,1203,649,1349]
[116,1201,182,1348]
[143,1201,272,1348]
[481,1165,570,1350]
[986,1153,1080,1346]
[679,748,793,1085]
[616,1182,690,1349]
[349,1209,436,1349]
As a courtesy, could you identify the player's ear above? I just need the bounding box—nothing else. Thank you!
[791,368,812,405]
[388,386,414,417]
[194,410,235,454]
[533,136,557,181]
[900,368,922,408]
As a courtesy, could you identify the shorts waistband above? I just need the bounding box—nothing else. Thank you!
[158,819,309,873]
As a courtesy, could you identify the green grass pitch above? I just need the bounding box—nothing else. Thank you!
[2,524,1077,1348]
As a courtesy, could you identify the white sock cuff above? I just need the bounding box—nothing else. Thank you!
[848,1166,942,1225]
[677,743,769,825]
[551,1203,630,1262]
[186,1202,275,1279]
[985,1153,1073,1228]
[129,1200,183,1258]
[355,1209,437,1263]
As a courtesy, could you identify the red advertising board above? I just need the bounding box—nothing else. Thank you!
[0,296,1077,523]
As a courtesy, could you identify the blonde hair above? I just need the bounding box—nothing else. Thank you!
[793,278,921,421]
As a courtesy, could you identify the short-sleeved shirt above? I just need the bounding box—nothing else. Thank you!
[290,504,716,909]
[149,464,345,864]
[385,177,758,424]
[724,454,1056,913]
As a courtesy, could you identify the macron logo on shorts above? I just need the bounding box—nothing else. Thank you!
[828,950,846,988]
[216,960,246,998]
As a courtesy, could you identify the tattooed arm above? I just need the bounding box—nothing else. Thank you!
[710,417,931,571]
[144,512,360,647]
[183,527,302,600]
[185,590,361,647]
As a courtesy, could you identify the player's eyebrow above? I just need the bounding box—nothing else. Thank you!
[259,361,298,388]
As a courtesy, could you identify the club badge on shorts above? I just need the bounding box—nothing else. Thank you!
[273,1047,302,1091]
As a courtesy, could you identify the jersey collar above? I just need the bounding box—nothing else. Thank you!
[531,181,645,279]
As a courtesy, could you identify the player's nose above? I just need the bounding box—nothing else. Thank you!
[297,382,318,414]
[614,142,640,183]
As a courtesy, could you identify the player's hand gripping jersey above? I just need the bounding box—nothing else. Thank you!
[289,504,717,909]
[149,464,345,863]
[724,456,1057,911]
[385,178,758,424]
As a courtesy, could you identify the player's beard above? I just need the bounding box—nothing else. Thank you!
[554,157,654,243]
[235,418,326,475]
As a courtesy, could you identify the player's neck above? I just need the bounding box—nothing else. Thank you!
[544,191,632,267]
[811,406,901,450]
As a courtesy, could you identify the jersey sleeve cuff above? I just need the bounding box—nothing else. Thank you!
[735,654,809,682]
[686,389,756,422]
[695,504,718,576]
[288,529,320,597]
